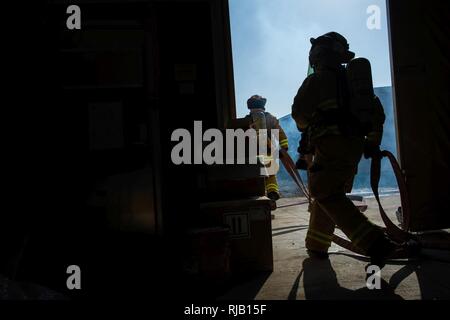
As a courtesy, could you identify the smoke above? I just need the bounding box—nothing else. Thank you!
[229,0,391,119]
[229,0,397,194]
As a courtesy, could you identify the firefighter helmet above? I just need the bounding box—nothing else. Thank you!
[309,32,355,67]
[247,95,267,109]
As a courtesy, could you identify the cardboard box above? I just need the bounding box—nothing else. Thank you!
[200,197,273,273]
[198,163,267,201]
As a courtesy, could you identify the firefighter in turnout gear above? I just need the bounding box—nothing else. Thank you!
[291,32,397,267]
[246,95,289,202]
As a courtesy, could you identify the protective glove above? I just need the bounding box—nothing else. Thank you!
[364,140,381,159]
[295,155,308,170]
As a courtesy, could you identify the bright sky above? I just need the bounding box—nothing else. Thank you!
[229,0,392,118]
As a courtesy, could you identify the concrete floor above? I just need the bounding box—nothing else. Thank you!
[220,195,450,300]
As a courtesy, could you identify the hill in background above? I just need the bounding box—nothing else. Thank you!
[277,86,398,197]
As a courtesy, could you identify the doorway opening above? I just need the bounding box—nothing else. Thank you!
[229,0,398,199]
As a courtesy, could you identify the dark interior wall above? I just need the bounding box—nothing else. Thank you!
[210,0,237,127]
[0,0,235,299]
[387,0,450,231]
[7,0,165,299]
[154,1,219,234]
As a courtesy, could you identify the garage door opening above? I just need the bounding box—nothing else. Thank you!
[229,0,399,201]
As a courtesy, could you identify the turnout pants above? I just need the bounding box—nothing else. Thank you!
[260,155,280,196]
[265,174,279,195]
[305,135,385,254]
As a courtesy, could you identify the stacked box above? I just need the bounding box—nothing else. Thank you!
[200,197,273,273]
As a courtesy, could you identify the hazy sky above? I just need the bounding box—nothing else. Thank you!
[230,0,392,118]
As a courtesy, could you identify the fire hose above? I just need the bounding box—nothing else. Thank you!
[280,148,418,257]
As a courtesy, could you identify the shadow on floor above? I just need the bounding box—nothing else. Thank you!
[331,249,450,299]
[297,257,404,300]
[272,227,309,237]
[389,260,450,299]
[218,272,272,300]
[295,253,450,300]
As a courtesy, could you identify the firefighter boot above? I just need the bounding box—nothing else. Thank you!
[306,249,329,260]
[366,235,397,270]
[266,175,280,201]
